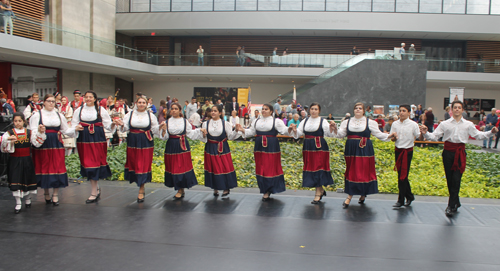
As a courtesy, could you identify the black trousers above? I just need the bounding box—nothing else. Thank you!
[494,130,500,148]
[442,149,464,209]
[395,150,414,204]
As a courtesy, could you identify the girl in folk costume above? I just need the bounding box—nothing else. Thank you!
[100,98,114,147]
[54,91,62,109]
[72,91,115,204]
[197,105,241,197]
[115,97,159,202]
[290,103,338,204]
[235,103,290,201]
[334,102,396,208]
[59,96,76,156]
[30,94,76,206]
[1,113,37,213]
[23,93,42,121]
[159,103,200,200]
[109,100,127,145]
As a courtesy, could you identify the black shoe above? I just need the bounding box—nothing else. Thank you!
[320,191,327,200]
[393,202,404,208]
[311,194,322,204]
[173,192,185,200]
[25,203,31,208]
[52,195,59,206]
[44,193,51,204]
[358,196,365,204]
[213,192,219,197]
[262,197,273,202]
[342,198,350,209]
[445,206,453,217]
[221,190,230,197]
[404,198,414,206]
[137,193,145,203]
[15,207,21,214]
[85,194,98,204]
[482,146,487,148]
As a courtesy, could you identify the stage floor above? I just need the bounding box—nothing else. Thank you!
[1,181,500,271]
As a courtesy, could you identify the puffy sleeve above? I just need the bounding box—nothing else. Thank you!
[323,119,336,138]
[185,119,201,140]
[293,119,305,139]
[23,106,32,120]
[71,107,82,128]
[368,120,390,141]
[159,125,169,141]
[100,106,115,133]
[191,121,207,142]
[29,112,46,147]
[275,118,289,135]
[413,123,421,138]
[59,113,76,138]
[1,132,14,153]
[120,111,132,134]
[226,121,242,141]
[150,112,160,137]
[335,119,348,138]
[242,119,257,138]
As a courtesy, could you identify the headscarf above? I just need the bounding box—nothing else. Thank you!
[60,96,69,114]
[99,98,108,109]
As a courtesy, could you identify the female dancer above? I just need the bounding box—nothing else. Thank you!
[290,103,338,204]
[335,102,395,208]
[1,113,37,213]
[54,91,62,109]
[72,91,114,204]
[109,100,127,145]
[115,97,159,202]
[30,94,76,206]
[235,103,289,201]
[59,96,76,156]
[159,102,199,199]
[198,104,240,197]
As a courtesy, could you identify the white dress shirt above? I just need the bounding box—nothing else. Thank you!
[120,110,160,136]
[390,118,421,149]
[159,117,200,140]
[194,119,241,143]
[243,116,289,138]
[424,117,493,143]
[29,109,76,147]
[335,116,390,141]
[292,117,335,139]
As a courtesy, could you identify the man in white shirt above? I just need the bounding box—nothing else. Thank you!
[196,45,204,66]
[390,105,420,208]
[185,97,198,119]
[421,100,498,217]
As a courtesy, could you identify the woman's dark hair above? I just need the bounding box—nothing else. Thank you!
[244,113,250,119]
[279,112,286,119]
[309,102,321,113]
[160,100,166,108]
[204,109,212,120]
[170,102,184,118]
[212,104,223,117]
[197,108,203,116]
[13,112,26,127]
[262,103,273,113]
[43,94,55,102]
[84,91,99,112]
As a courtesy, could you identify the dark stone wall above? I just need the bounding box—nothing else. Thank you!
[297,60,427,116]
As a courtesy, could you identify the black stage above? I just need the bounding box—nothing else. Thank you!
[1,181,500,271]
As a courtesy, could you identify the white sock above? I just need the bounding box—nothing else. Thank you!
[14,196,21,209]
[24,194,31,205]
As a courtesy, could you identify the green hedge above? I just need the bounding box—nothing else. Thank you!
[66,138,500,198]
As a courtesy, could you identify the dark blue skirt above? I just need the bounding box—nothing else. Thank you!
[164,137,198,190]
[204,140,238,190]
[302,137,334,187]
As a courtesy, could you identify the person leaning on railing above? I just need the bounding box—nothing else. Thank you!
[0,0,14,35]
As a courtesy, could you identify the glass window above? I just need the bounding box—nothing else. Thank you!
[236,0,257,10]
[491,0,500,14]
[131,0,150,12]
[172,0,192,11]
[373,0,395,12]
[467,0,490,14]
[443,0,465,14]
[303,0,326,11]
[151,0,171,11]
[258,0,280,10]
[349,0,372,11]
[281,0,303,10]
[214,0,235,10]
[396,0,418,12]
[326,0,348,11]
[193,0,213,11]
[117,0,131,12]
[419,0,442,13]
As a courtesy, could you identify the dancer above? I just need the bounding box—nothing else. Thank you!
[389,105,420,208]
[235,103,289,201]
[109,100,127,145]
[159,102,199,199]
[197,104,240,197]
[1,113,37,213]
[421,100,497,217]
[30,94,76,206]
[71,90,83,110]
[335,102,396,208]
[115,97,159,202]
[23,92,41,121]
[290,103,338,204]
[59,96,76,156]
[72,91,114,204]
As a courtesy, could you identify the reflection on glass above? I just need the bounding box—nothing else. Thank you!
[152,0,171,11]
[467,0,490,14]
[214,0,235,10]
[281,0,303,10]
[131,0,150,12]
[193,0,213,11]
[420,0,442,13]
[326,0,348,11]
[443,0,465,13]
[303,0,326,10]
[237,0,258,10]
[349,0,372,11]
[172,0,192,11]
[258,0,280,10]
[373,0,395,12]
[396,0,418,12]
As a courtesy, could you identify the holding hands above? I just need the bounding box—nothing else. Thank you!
[329,121,337,134]
[388,132,398,140]
[7,135,17,142]
[419,125,428,134]
[235,124,245,133]
[75,124,84,131]
[113,118,124,126]
[159,121,167,131]
[288,123,297,135]
[200,128,207,137]
[38,124,46,134]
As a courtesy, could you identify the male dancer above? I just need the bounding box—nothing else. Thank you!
[421,100,497,217]
[390,105,420,208]
[71,90,83,110]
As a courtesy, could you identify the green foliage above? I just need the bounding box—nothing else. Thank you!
[65,138,500,198]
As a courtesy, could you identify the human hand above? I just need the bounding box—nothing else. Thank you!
[492,127,498,134]
[38,124,46,134]
[7,135,17,142]
[200,128,207,136]
[159,121,167,131]
[75,124,84,131]
[419,125,428,134]
[329,121,337,133]
[114,119,124,126]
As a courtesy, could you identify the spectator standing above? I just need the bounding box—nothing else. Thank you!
[408,44,416,60]
[1,0,14,35]
[239,46,246,66]
[399,43,406,59]
[250,109,260,123]
[484,108,497,148]
[272,47,277,56]
[201,99,212,115]
[494,110,500,148]
[365,106,374,119]
[273,99,282,117]
[424,107,434,132]
[239,104,248,118]
[283,47,288,56]
[182,100,188,118]
[196,45,204,66]
[444,106,451,120]
[414,104,423,122]
[158,100,167,123]
[227,97,239,117]
[235,46,241,66]
[375,115,385,132]
[350,46,358,55]
[0,98,13,115]
[166,96,172,111]
[147,97,157,114]
[185,97,198,119]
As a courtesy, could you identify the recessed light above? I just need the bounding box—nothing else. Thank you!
[271,80,273,82]
[292,81,294,83]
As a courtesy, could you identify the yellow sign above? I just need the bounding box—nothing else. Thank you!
[238,88,248,107]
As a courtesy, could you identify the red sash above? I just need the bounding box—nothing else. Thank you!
[80,122,103,134]
[170,135,187,151]
[130,129,153,141]
[208,138,227,154]
[256,135,276,148]
[347,135,368,148]
[444,142,466,173]
[46,129,63,144]
[305,135,322,148]
[394,147,413,180]
[11,148,30,157]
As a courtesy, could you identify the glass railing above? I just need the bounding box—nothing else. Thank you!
[117,0,500,15]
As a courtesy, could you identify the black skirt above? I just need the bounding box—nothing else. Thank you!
[8,156,37,192]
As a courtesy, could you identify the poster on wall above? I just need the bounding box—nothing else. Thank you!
[11,64,58,106]
[443,98,450,110]
[388,105,399,116]
[481,99,496,111]
[373,105,384,116]
[449,87,464,103]
[464,98,480,111]
[193,87,239,105]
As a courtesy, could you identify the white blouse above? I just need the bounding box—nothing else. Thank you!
[71,105,113,132]
[29,109,76,147]
[194,119,241,143]
[1,128,29,153]
[293,117,335,139]
[335,116,390,141]
[243,116,289,138]
[120,110,160,136]
[159,117,200,140]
